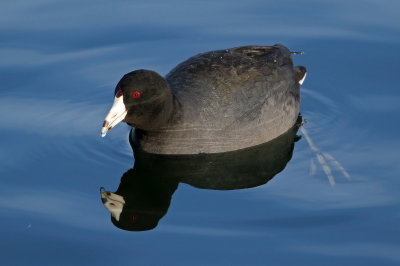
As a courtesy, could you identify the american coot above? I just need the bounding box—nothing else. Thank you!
[101,44,306,154]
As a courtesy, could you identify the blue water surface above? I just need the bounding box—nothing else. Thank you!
[1,0,400,265]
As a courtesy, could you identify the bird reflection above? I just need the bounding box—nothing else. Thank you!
[100,116,302,231]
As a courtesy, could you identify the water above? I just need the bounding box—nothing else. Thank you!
[1,0,400,265]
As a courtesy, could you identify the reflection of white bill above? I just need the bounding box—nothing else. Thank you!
[100,187,126,222]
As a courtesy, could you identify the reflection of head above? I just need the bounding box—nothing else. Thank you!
[104,168,179,231]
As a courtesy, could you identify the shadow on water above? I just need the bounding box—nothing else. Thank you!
[100,116,303,231]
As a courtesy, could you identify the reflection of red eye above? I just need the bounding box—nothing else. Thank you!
[133,91,141,98]
[129,215,137,223]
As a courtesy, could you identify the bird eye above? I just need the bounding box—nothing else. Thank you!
[133,91,141,99]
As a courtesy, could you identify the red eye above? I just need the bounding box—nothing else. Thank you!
[133,91,141,98]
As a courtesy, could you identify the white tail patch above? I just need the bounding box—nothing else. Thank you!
[300,126,350,187]
[299,72,307,85]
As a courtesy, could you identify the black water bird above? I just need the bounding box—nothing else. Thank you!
[101,44,306,154]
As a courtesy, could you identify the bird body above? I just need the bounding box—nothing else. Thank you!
[102,44,306,155]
